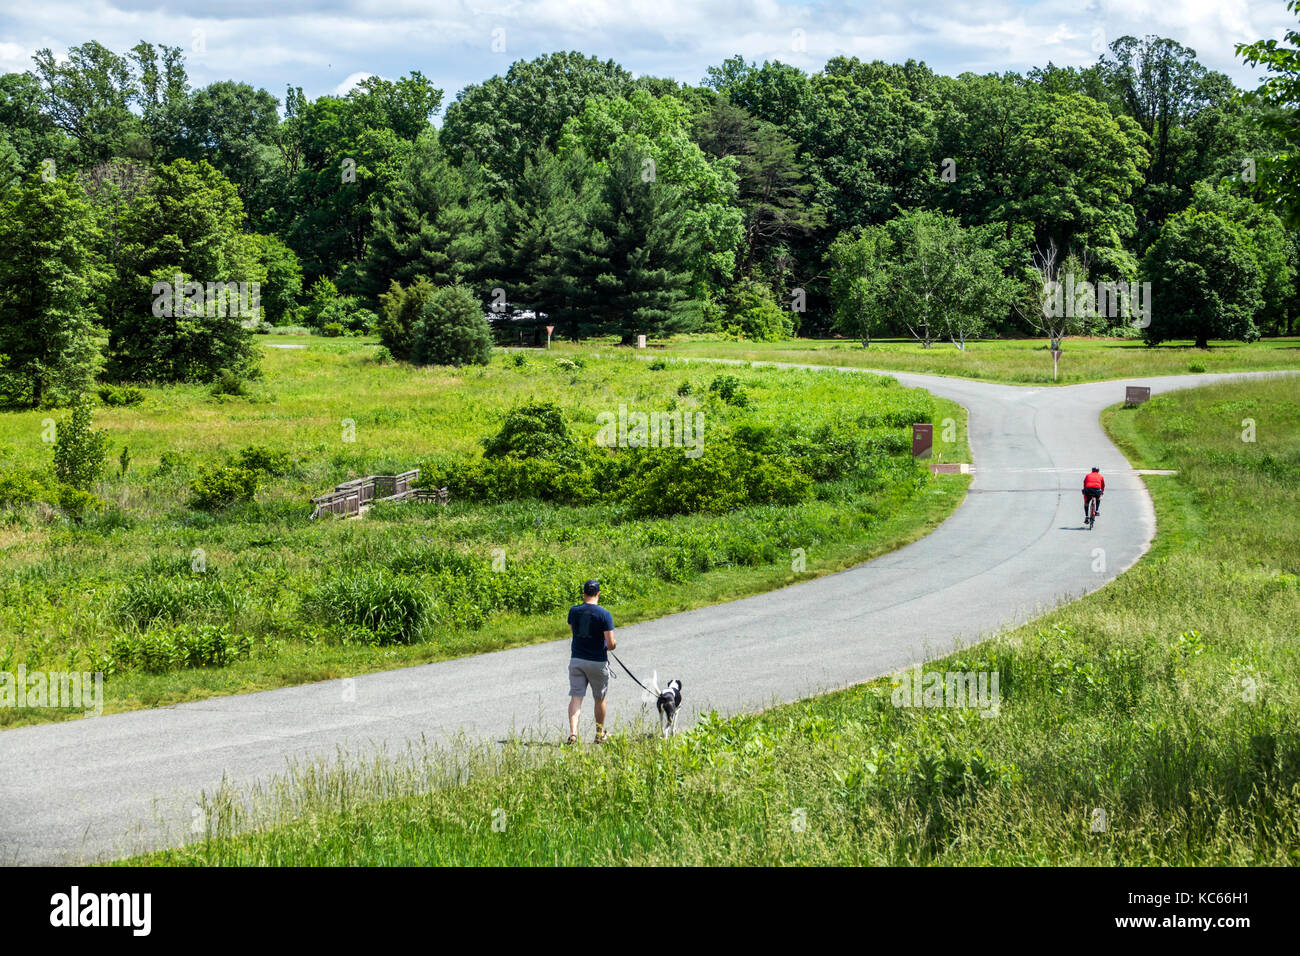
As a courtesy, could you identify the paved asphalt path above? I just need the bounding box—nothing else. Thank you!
[1,366,1292,865]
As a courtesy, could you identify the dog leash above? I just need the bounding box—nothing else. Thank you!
[609,651,655,696]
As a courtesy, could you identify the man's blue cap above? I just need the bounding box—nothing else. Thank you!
[583,580,600,596]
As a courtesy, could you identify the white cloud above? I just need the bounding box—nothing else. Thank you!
[333,71,377,95]
[0,0,1293,107]
[0,42,31,74]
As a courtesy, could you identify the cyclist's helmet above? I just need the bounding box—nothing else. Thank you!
[1091,467,1100,472]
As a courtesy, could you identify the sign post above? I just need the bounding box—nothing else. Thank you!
[1051,349,1062,381]
[1125,386,1150,407]
[545,325,554,350]
[912,423,933,459]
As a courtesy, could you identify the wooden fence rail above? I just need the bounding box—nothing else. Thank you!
[310,469,448,519]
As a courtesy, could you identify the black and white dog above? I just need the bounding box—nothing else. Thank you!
[653,679,683,737]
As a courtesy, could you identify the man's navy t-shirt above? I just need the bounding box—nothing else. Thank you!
[568,602,613,662]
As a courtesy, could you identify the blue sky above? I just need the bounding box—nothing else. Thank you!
[1,0,1294,113]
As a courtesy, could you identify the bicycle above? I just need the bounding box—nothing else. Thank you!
[1085,494,1099,530]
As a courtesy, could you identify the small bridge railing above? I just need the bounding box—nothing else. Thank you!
[310,469,448,519]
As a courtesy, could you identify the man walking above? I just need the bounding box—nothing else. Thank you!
[567,579,615,745]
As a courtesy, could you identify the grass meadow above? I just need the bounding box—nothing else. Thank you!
[649,334,1300,384]
[127,375,1300,866]
[0,336,968,726]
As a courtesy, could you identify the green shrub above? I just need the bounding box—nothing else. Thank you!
[141,552,213,577]
[249,232,303,327]
[317,296,376,335]
[0,470,51,505]
[110,630,176,674]
[382,543,484,578]
[709,374,750,407]
[377,277,437,361]
[412,284,493,367]
[114,573,235,627]
[428,455,601,506]
[155,451,188,476]
[304,571,429,645]
[862,394,935,428]
[210,369,250,396]
[321,322,343,338]
[52,397,106,491]
[772,421,901,484]
[189,465,259,510]
[482,401,577,462]
[490,559,576,615]
[175,623,251,668]
[425,403,843,515]
[110,623,252,673]
[306,276,339,319]
[626,439,811,518]
[722,279,795,341]
[373,346,393,364]
[743,454,815,506]
[96,385,145,406]
[235,444,293,476]
[55,483,107,519]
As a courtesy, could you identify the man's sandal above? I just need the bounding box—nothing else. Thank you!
[593,730,611,744]
[565,734,578,746]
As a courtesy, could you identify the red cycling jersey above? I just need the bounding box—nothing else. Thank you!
[1083,472,1105,491]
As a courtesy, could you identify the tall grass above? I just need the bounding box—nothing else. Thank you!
[655,335,1300,385]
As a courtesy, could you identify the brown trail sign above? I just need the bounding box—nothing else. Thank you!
[1125,386,1151,407]
[912,423,933,459]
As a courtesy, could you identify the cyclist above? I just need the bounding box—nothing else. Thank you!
[1083,466,1105,520]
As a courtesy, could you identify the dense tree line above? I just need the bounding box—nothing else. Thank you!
[3,16,1300,404]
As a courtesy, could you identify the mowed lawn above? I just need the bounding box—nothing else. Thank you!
[647,335,1300,384]
[0,337,969,726]
[128,376,1300,866]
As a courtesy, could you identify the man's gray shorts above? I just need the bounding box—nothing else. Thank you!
[569,658,610,700]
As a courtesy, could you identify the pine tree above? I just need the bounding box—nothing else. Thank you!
[376,276,436,360]
[692,99,823,280]
[498,148,594,322]
[412,284,494,367]
[558,144,701,343]
[360,138,501,301]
